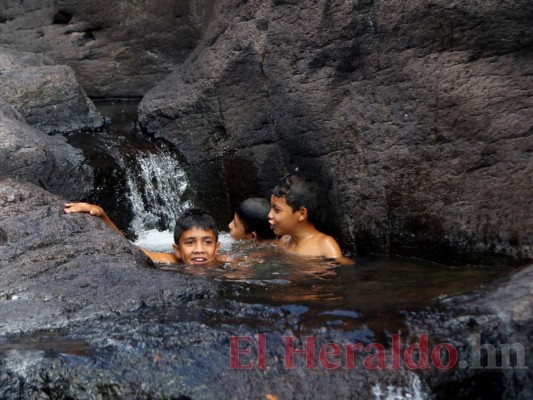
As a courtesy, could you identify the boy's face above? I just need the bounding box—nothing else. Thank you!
[268,195,302,236]
[173,227,219,266]
[228,212,254,240]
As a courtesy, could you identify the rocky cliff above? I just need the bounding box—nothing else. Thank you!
[0,0,211,97]
[139,0,532,265]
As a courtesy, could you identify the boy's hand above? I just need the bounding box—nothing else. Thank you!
[64,202,104,217]
[64,202,123,236]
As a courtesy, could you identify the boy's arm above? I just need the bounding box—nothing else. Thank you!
[64,202,178,264]
[141,248,178,264]
[64,202,123,236]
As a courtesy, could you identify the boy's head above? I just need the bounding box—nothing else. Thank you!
[173,208,219,266]
[268,174,322,236]
[229,198,276,240]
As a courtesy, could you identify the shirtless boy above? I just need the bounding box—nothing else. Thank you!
[64,203,220,266]
[268,174,352,263]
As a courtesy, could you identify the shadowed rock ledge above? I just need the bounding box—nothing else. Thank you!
[0,47,104,134]
[0,101,94,200]
[0,0,211,97]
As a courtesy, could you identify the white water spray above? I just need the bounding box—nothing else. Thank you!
[119,151,193,236]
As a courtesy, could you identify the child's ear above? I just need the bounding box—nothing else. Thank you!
[251,231,258,240]
[298,207,308,222]
[172,243,182,261]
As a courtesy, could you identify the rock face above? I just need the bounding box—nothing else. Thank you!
[139,0,532,265]
[0,101,94,199]
[0,0,211,97]
[0,47,103,134]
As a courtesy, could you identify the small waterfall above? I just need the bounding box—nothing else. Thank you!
[68,100,193,249]
[120,150,193,235]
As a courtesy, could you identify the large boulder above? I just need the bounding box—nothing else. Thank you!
[0,101,93,199]
[139,0,532,265]
[0,0,211,97]
[409,263,533,399]
[0,47,103,134]
[0,179,219,335]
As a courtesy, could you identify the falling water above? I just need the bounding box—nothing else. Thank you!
[67,100,193,247]
[120,151,193,234]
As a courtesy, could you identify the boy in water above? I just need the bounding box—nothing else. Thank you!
[228,198,276,241]
[268,174,352,264]
[64,203,220,266]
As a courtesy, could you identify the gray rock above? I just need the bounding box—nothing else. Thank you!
[408,263,533,399]
[139,0,533,265]
[0,47,104,134]
[0,0,210,97]
[0,101,94,199]
[0,179,219,335]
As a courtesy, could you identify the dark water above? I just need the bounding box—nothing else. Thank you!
[0,336,92,357]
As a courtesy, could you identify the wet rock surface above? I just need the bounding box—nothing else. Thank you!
[0,0,209,97]
[0,101,94,199]
[408,264,533,400]
[139,0,532,265]
[0,179,219,335]
[0,47,103,134]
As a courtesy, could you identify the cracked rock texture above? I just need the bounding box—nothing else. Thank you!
[0,47,103,134]
[0,0,211,97]
[0,101,94,199]
[139,0,532,265]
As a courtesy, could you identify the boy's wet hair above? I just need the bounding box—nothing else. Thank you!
[174,207,218,244]
[236,198,276,240]
[272,174,322,225]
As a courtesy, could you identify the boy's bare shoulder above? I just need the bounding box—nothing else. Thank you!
[316,233,342,258]
[318,234,354,265]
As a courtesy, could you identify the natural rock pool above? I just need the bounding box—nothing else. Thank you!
[1,1,531,397]
[0,101,530,399]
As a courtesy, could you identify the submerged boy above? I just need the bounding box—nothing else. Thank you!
[268,174,353,264]
[228,197,276,241]
[64,203,220,266]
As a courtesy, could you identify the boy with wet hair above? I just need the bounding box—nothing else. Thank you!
[268,174,352,263]
[64,203,220,266]
[228,197,276,241]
